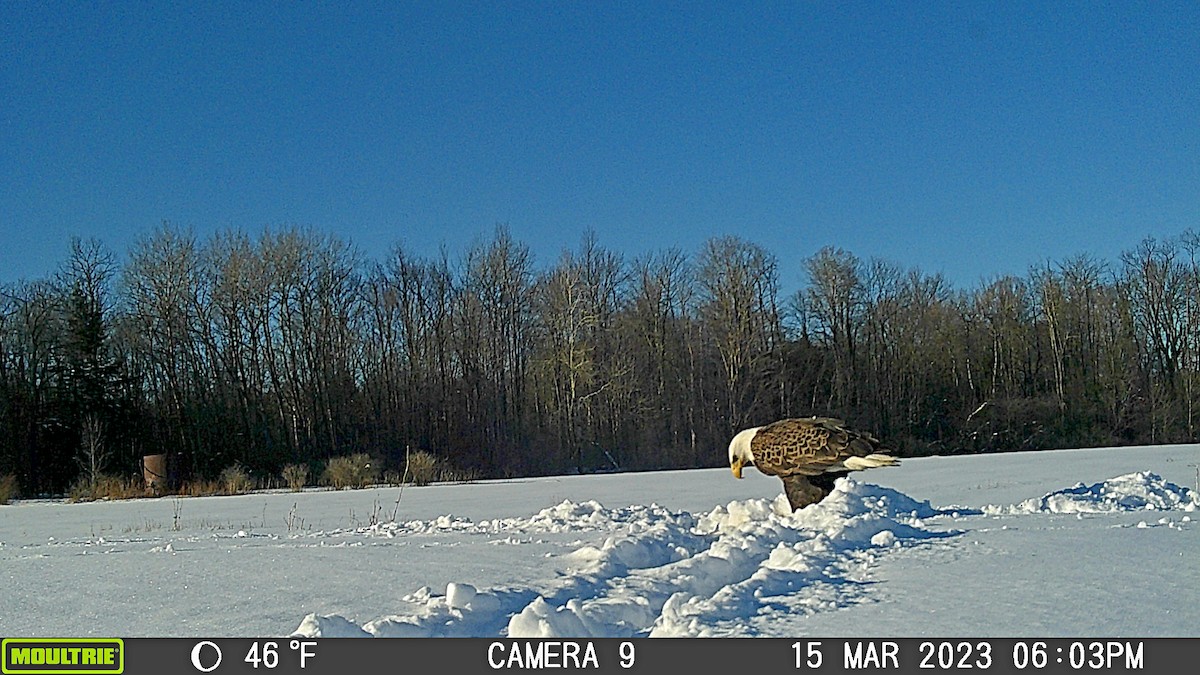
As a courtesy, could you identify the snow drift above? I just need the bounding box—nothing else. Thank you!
[987,471,1199,515]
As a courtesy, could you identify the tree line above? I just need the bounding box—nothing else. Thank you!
[2,224,1199,496]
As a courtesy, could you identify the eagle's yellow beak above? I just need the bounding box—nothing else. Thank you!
[731,457,743,479]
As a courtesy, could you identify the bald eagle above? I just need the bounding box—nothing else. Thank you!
[728,417,899,511]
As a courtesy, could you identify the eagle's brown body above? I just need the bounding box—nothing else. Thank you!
[728,417,898,511]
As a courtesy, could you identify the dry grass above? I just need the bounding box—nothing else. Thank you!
[219,465,255,495]
[68,474,145,502]
[180,479,222,497]
[400,450,480,486]
[405,450,440,486]
[282,464,309,492]
[46,451,471,505]
[438,466,481,484]
[323,453,378,489]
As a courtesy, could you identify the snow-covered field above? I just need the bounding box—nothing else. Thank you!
[2,444,1197,638]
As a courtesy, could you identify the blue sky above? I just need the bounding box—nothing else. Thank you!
[2,1,1197,292]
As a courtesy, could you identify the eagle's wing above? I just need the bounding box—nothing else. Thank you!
[780,474,831,511]
[753,417,884,476]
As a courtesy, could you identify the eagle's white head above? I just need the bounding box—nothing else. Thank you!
[728,427,760,479]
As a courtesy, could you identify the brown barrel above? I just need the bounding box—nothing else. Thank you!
[143,454,168,492]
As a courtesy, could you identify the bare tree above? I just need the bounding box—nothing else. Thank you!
[125,224,210,478]
[1180,231,1200,438]
[697,236,781,430]
[76,413,107,489]
[0,281,61,492]
[1121,237,1189,441]
[802,246,864,411]
[626,249,698,464]
[537,251,597,471]
[458,227,536,472]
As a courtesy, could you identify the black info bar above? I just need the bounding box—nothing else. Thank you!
[2,638,1188,675]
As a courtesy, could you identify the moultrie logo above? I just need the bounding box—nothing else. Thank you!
[1,639,124,675]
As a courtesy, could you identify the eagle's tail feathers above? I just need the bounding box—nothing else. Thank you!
[842,453,899,471]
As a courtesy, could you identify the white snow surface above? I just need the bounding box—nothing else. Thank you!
[2,444,1198,638]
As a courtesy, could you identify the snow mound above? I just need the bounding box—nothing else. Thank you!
[290,613,371,637]
[292,478,953,638]
[987,471,1199,515]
